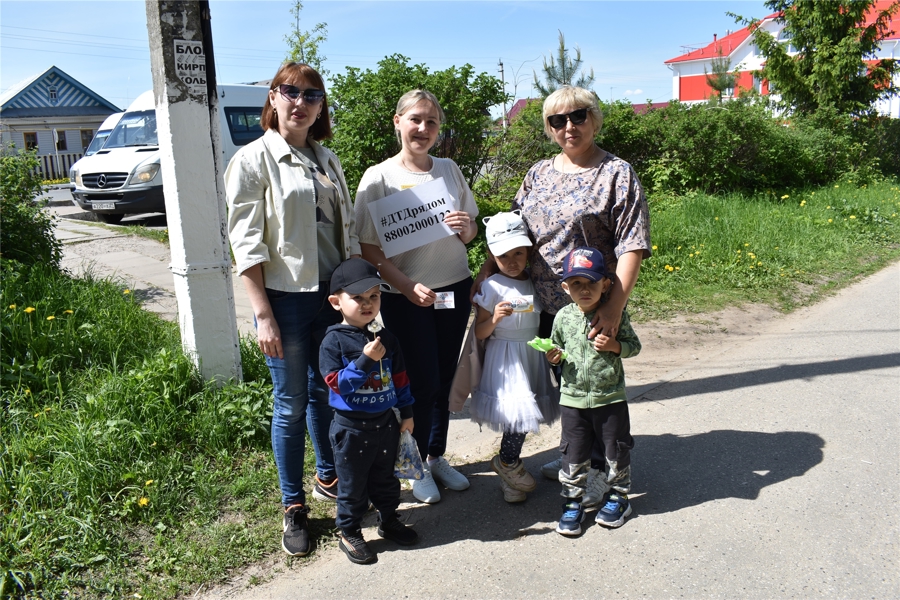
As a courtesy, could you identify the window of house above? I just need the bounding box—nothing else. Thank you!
[56,130,68,151]
[48,86,58,104]
[24,132,38,150]
[81,129,94,150]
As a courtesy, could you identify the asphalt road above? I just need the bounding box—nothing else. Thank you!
[197,264,899,599]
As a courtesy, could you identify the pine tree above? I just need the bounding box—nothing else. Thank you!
[704,50,738,101]
[533,30,595,97]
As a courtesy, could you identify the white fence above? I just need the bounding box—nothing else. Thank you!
[37,152,83,180]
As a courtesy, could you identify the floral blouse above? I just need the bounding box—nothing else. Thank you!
[511,151,652,314]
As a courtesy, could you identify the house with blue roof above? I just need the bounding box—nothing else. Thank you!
[0,66,120,178]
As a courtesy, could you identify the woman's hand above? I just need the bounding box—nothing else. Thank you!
[404,282,436,307]
[470,254,498,301]
[589,303,623,340]
[256,314,283,359]
[445,210,470,233]
[493,301,513,324]
[445,210,478,243]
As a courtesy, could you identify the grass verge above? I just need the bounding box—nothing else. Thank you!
[629,179,900,320]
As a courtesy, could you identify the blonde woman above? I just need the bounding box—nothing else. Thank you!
[354,90,478,504]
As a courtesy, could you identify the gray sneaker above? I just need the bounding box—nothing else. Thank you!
[540,457,562,480]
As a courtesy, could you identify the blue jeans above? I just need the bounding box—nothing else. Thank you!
[263,286,339,507]
[379,277,472,460]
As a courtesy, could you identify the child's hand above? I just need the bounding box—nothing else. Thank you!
[593,333,621,354]
[364,336,386,360]
[546,347,563,365]
[492,301,513,323]
[400,417,414,434]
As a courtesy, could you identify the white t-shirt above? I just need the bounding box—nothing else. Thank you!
[354,157,478,291]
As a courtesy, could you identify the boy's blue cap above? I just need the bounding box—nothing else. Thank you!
[562,247,609,282]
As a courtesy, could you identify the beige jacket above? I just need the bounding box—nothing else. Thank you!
[225,129,360,291]
[448,323,486,413]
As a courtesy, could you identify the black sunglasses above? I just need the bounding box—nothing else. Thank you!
[277,84,326,104]
[547,108,589,130]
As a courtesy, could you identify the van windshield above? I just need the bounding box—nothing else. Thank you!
[84,131,111,156]
[105,110,158,148]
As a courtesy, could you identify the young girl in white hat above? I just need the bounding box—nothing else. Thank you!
[471,211,560,503]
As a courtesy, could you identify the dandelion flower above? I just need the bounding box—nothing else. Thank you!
[834,185,839,188]
[744,243,750,247]
[800,200,806,207]
[8,304,15,310]
[46,316,55,321]
[123,289,131,295]
[24,307,35,313]
[652,245,658,251]
[781,194,789,199]
[64,310,73,314]
[677,246,681,250]
[757,261,762,266]
[675,267,680,270]
[714,217,719,221]
[25,388,31,395]
[138,497,150,507]
[828,219,833,223]
[850,215,856,219]
[665,265,674,272]
[145,480,154,486]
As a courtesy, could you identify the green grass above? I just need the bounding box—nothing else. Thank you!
[2,178,899,599]
[621,179,899,320]
[1,264,330,599]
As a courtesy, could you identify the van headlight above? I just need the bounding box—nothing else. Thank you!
[71,168,82,187]
[131,163,160,184]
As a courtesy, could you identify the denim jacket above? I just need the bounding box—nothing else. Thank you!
[225,129,360,292]
[550,303,641,409]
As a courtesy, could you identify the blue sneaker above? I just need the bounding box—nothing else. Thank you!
[595,492,632,528]
[555,501,585,536]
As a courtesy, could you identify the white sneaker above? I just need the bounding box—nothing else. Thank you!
[412,469,441,504]
[500,481,526,503]
[540,457,562,480]
[583,468,608,508]
[428,456,470,491]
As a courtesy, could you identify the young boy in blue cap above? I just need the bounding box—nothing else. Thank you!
[545,247,642,536]
[320,258,418,564]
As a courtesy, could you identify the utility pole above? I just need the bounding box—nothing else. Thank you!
[498,59,508,130]
[145,0,242,382]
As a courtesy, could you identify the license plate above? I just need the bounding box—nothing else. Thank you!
[91,202,116,210]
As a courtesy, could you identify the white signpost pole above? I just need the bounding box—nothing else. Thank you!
[145,0,242,383]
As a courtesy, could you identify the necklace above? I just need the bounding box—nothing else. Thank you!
[399,154,433,173]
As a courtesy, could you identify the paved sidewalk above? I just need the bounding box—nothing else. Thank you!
[50,203,256,336]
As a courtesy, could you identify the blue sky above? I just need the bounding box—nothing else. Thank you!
[1,0,769,111]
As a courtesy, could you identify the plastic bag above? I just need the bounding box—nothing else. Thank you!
[394,430,425,480]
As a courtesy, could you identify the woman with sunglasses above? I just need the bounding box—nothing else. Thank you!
[475,85,651,480]
[225,62,359,557]
[354,90,478,505]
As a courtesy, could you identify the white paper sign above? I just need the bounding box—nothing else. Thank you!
[174,39,207,96]
[367,177,455,258]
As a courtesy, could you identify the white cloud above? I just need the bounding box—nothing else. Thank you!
[624,88,644,95]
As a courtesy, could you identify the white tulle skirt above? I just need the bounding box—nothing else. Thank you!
[470,339,560,433]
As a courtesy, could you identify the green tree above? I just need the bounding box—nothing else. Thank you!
[0,144,61,268]
[704,50,739,101]
[328,54,507,192]
[533,30,596,97]
[284,0,328,76]
[733,0,900,115]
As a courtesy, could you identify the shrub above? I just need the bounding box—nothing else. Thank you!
[0,145,61,269]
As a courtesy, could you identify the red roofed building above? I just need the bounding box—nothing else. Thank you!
[664,2,899,117]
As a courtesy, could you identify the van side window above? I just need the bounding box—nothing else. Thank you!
[224,107,264,146]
